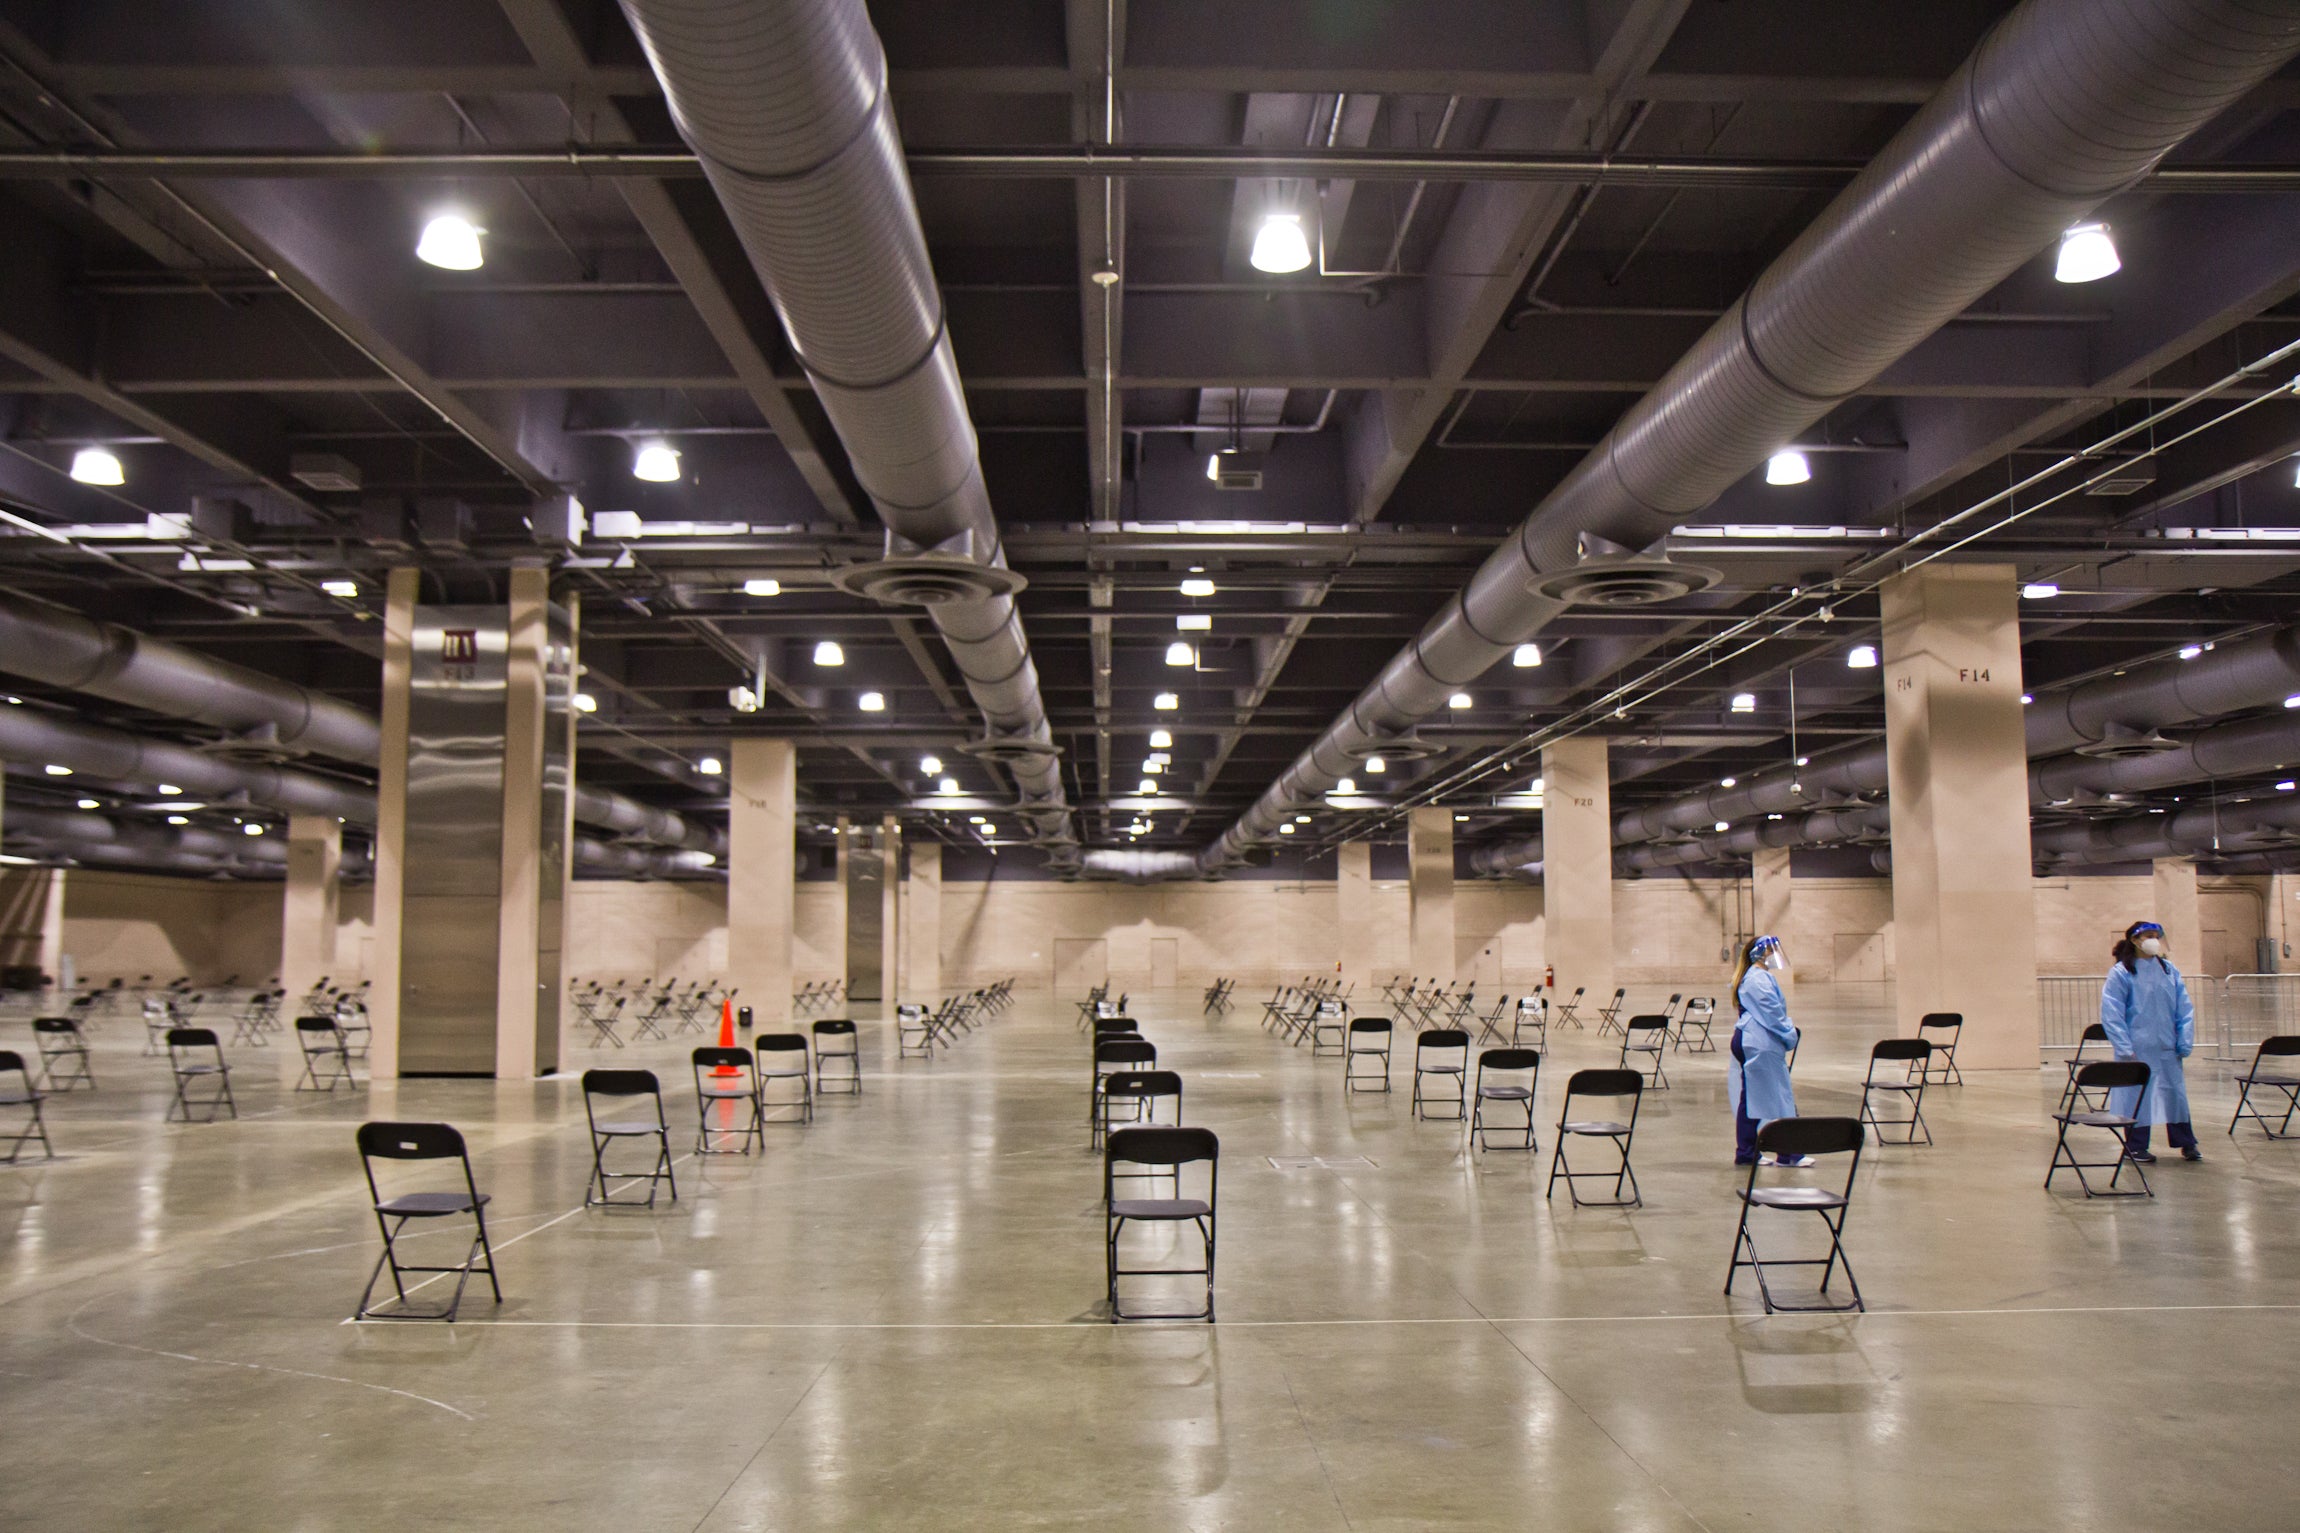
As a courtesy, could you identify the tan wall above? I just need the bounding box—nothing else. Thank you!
[62,872,293,986]
[557,880,843,986]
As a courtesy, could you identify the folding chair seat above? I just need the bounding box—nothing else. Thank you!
[354,1121,502,1321]
[692,1047,763,1154]
[1546,1068,1644,1207]
[1554,986,1586,1030]
[1510,995,1548,1050]
[755,1034,814,1124]
[1105,1126,1218,1322]
[1093,1039,1158,1145]
[1916,1012,1964,1084]
[30,1017,94,1092]
[1861,1038,1932,1146]
[2229,1035,2300,1139]
[2058,1023,2112,1115]
[1675,997,1718,1054]
[1727,1117,1866,1313]
[294,1016,359,1093]
[813,1019,861,1095]
[1343,1018,1392,1093]
[1619,1015,1671,1089]
[1595,988,1628,1037]
[0,1051,53,1162]
[1470,1048,1540,1152]
[581,1069,678,1208]
[165,1028,236,1122]
[1409,1028,1470,1121]
[2048,1061,2152,1198]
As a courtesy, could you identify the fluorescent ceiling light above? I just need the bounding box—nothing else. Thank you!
[167,814,189,825]
[2054,221,2119,284]
[42,764,70,776]
[1455,814,1469,822]
[1720,776,1737,788]
[743,578,781,597]
[2285,694,2300,709]
[320,579,359,598]
[1179,577,1216,598]
[415,213,484,270]
[696,756,723,776]
[573,692,598,713]
[1730,692,1756,713]
[919,755,943,774]
[2281,781,2297,792]
[632,442,682,482]
[858,691,886,712]
[69,446,125,486]
[1154,692,1179,710]
[1512,643,1541,668]
[1847,645,1878,669]
[1363,756,1386,773]
[2178,645,2203,660]
[968,815,986,824]
[1714,821,1730,833]
[1149,730,1173,749]
[1165,641,1195,667]
[1249,211,1312,274]
[1530,777,1544,793]
[1764,450,1810,486]
[1295,815,1311,824]
[813,640,844,667]
[158,784,182,796]
[2021,582,2059,599]
[1176,614,1211,631]
[1447,692,1472,709]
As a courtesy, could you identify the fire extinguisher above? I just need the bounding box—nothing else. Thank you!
[1544,963,1555,990]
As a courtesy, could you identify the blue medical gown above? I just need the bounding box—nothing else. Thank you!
[1729,968,1800,1124]
[2100,959,2195,1125]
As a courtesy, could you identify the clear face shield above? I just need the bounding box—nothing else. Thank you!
[2132,923,2166,959]
[1752,936,1786,973]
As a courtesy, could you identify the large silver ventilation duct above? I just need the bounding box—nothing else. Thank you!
[617,0,1074,857]
[1203,0,2300,873]
[0,595,380,764]
[2033,794,2300,865]
[569,785,725,858]
[1614,806,1891,874]
[1470,832,1544,878]
[0,705,373,821]
[1079,849,1208,883]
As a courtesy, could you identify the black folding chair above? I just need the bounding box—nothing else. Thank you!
[1309,1001,1349,1055]
[1726,1117,1866,1314]
[1102,1069,1184,1198]
[2048,1061,2152,1198]
[1470,1048,1540,1152]
[0,1051,53,1163]
[30,1016,94,1092]
[1861,1038,1932,1146]
[692,1047,764,1155]
[581,1069,678,1208]
[1546,1068,1644,1207]
[2058,1023,2113,1115]
[294,1016,359,1093]
[1619,1015,1671,1089]
[896,1003,936,1058]
[165,1027,236,1122]
[1105,1126,1218,1322]
[2230,1035,2300,1139]
[1553,986,1586,1030]
[1916,1012,1963,1084]
[1093,1039,1158,1145]
[1595,988,1628,1038]
[1675,997,1718,1054]
[1344,1018,1392,1093]
[1473,995,1512,1046]
[812,1019,861,1095]
[755,1034,814,1124]
[1510,994,1547,1050]
[354,1121,501,1322]
[1410,1028,1469,1121]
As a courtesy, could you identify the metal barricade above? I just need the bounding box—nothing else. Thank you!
[2037,977,2102,1056]
[2210,974,2300,1063]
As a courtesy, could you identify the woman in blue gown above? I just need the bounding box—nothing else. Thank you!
[2100,919,2200,1162]
[1729,935,1806,1166]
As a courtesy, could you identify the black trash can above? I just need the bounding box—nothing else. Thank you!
[737,1005,754,1031]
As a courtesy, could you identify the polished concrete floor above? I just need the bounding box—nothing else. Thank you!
[2,983,2296,1531]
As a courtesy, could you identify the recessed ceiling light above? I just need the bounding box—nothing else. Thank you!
[1295,815,1311,824]
[158,784,182,796]
[1531,777,1544,792]
[1142,760,1163,775]
[1154,692,1179,710]
[42,764,70,776]
[1364,756,1387,774]
[242,823,264,836]
[69,446,125,486]
[75,798,98,810]
[2054,221,2119,284]
[1149,729,1173,749]
[573,692,598,713]
[415,212,485,270]
[1279,823,1296,834]
[919,755,943,774]
[813,641,845,667]
[969,815,986,824]
[2178,644,2203,660]
[1179,577,1216,598]
[1455,813,1468,822]
[696,756,723,776]
[1249,211,1312,274]
[1512,643,1541,668]
[1720,776,1737,788]
[743,578,781,597]
[1765,450,1810,486]
[1165,641,1195,667]
[1847,645,1878,669]
[858,691,886,712]
[166,814,189,825]
[633,442,681,482]
[1447,692,1472,709]
[1176,614,1211,631]
[320,579,359,598]
[2021,583,2059,599]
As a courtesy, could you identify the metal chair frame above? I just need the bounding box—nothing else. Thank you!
[1309,1000,1350,1056]
[1727,1117,1866,1313]
[813,1019,862,1095]
[1093,1039,1158,1145]
[1546,1068,1644,1207]
[2059,1023,2113,1116]
[1553,986,1586,1030]
[1470,1048,1540,1152]
[692,1047,764,1155]
[355,1121,501,1322]
[1410,1028,1470,1121]
[0,1051,53,1162]
[1860,1038,1932,1145]
[2229,1035,2300,1139]
[1619,1014,1671,1089]
[581,1068,678,1208]
[1594,988,1629,1038]
[755,1034,815,1124]
[1105,1126,1218,1323]
[1675,996,1718,1054]
[1916,1012,1964,1084]
[294,1015,359,1093]
[165,1027,236,1122]
[30,1016,94,1093]
[1343,1018,1392,1093]
[1510,995,1548,1051]
[2047,1060,2153,1198]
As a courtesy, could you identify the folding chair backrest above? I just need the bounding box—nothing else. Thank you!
[1755,1116,1863,1159]
[1106,1125,1217,1170]
[583,1068,661,1097]
[1418,1028,1468,1054]
[1102,1069,1181,1106]
[297,1016,342,1040]
[1565,1067,1643,1102]
[1097,1040,1157,1068]
[0,1049,26,1078]
[2076,1022,2109,1051]
[1871,1037,1930,1064]
[357,1120,468,1161]
[168,1027,219,1050]
[32,1017,77,1038]
[2254,1034,2300,1058]
[1626,1015,1668,1036]
[1349,1018,1391,1037]
[692,1047,751,1074]
[1095,1017,1137,1036]
[813,1020,857,1040]
[1480,1047,1540,1072]
[1918,1012,1963,1035]
[2072,1059,2149,1091]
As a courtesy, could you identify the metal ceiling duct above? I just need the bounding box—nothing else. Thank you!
[6,803,291,867]
[1079,848,1208,882]
[616,0,1075,858]
[2032,793,2300,864]
[1614,806,1890,874]
[1202,0,2300,874]
[569,785,725,858]
[0,704,373,821]
[0,594,381,764]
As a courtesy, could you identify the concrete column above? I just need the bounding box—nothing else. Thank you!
[908,841,942,997]
[367,567,417,1078]
[2153,857,2203,975]
[1407,808,1455,982]
[880,815,902,1008]
[729,738,796,1027]
[1881,563,2039,1066]
[1336,840,1373,994]
[279,815,341,1008]
[1542,736,1614,1009]
[832,813,851,995]
[492,567,570,1081]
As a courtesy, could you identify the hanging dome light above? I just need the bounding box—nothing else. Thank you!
[1765,449,1811,486]
[1249,212,1313,274]
[632,441,682,482]
[415,213,485,270]
[69,446,125,486]
[2054,221,2120,284]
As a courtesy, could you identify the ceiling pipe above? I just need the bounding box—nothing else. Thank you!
[1198,0,2300,875]
[1078,848,1207,882]
[0,705,373,821]
[2033,793,2300,865]
[616,0,1077,862]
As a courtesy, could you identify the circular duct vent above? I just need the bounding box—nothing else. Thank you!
[832,556,1025,606]
[1531,556,1721,607]
[1344,733,1445,762]
[2071,726,2181,760]
[959,734,1063,766]
[195,733,295,764]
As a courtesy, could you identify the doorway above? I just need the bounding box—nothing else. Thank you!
[1150,938,1179,990]
[1053,938,1108,997]
[2202,886,2267,977]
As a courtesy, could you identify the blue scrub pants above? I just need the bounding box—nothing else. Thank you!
[1731,1032,1760,1163]
[2126,1120,2197,1153]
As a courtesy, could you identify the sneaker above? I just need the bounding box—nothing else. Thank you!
[1760,1153,1817,1169]
[2181,1146,2203,1162]
[2127,1148,2158,1163]
[1733,1155,1757,1167]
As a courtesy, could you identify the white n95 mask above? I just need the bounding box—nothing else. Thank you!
[2139,937,2165,958]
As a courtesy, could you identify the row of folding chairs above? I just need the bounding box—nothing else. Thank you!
[1084,1016,1215,1321]
[900,981,1013,1057]
[793,978,845,1014]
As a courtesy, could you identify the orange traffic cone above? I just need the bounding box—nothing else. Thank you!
[713,997,740,1076]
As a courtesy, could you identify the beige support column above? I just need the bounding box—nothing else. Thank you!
[1407,808,1455,982]
[832,813,851,994]
[880,814,902,1008]
[367,567,417,1078]
[729,738,796,1027]
[1336,840,1373,993]
[1881,562,2039,1066]
[1751,844,1792,1005]
[1542,736,1614,1008]
[493,566,565,1081]
[2153,857,2203,976]
[37,866,64,990]
[278,815,342,1085]
[908,841,942,996]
